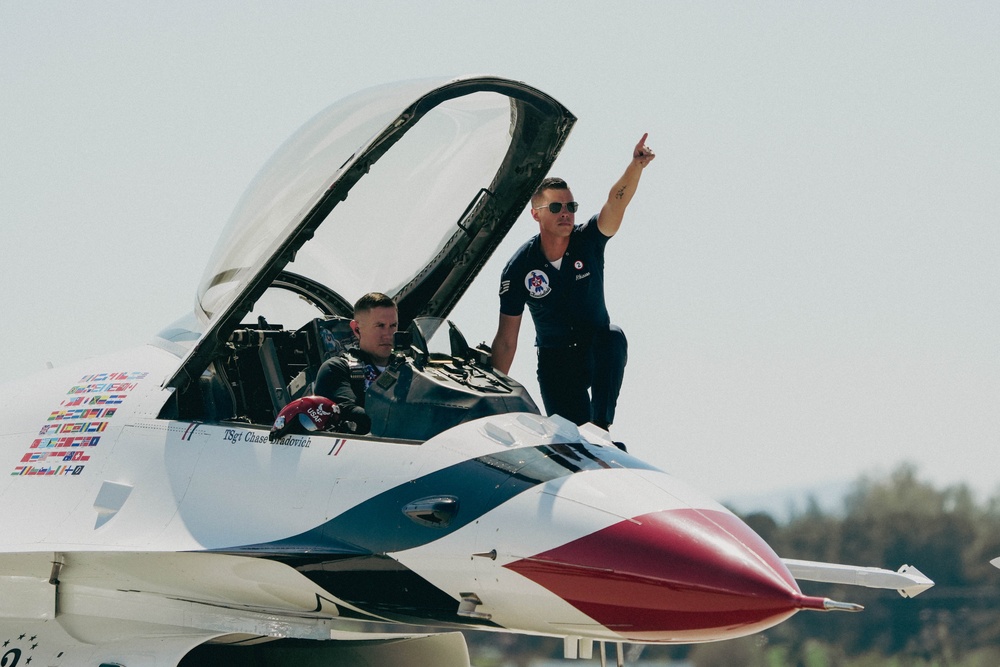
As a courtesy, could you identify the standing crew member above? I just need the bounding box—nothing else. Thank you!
[491,134,655,431]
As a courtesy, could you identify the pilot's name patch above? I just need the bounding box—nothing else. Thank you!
[223,428,310,448]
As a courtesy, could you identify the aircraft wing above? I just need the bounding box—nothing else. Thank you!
[783,558,934,598]
[0,551,472,667]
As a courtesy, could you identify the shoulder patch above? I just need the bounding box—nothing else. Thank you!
[525,270,552,298]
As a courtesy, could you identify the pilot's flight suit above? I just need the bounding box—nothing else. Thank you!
[313,347,385,435]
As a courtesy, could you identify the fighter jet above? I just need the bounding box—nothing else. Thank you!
[0,76,932,667]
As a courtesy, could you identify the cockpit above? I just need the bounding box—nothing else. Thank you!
[153,76,576,441]
[160,311,539,442]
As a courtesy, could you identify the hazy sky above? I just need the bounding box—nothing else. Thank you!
[2,2,997,509]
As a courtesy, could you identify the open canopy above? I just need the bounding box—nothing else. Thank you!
[166,75,575,390]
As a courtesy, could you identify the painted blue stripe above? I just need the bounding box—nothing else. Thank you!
[226,442,658,556]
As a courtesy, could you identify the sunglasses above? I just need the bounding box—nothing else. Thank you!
[533,201,579,214]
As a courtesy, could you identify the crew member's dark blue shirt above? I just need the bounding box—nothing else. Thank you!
[499,215,611,347]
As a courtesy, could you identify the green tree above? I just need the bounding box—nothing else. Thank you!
[743,464,1000,662]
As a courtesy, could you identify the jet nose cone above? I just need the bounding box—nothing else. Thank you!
[505,508,809,642]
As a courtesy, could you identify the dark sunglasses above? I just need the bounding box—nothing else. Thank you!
[533,201,579,214]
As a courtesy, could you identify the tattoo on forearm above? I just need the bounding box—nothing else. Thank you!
[615,186,627,200]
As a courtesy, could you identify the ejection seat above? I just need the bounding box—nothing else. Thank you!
[281,316,357,405]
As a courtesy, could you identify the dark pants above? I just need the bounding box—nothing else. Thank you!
[536,326,628,429]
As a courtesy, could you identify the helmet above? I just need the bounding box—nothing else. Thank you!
[269,396,340,441]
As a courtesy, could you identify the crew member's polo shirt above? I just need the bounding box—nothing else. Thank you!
[499,216,611,347]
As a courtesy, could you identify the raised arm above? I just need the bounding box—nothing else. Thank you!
[491,313,523,375]
[597,133,656,237]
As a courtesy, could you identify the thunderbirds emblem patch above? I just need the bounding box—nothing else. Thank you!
[525,270,551,298]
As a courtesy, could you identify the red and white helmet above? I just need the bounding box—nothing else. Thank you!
[269,396,340,441]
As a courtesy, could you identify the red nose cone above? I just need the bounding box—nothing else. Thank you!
[505,509,806,642]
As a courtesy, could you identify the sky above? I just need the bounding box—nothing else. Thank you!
[2,2,998,511]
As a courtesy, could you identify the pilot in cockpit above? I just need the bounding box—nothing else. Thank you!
[269,292,399,441]
[311,291,399,435]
